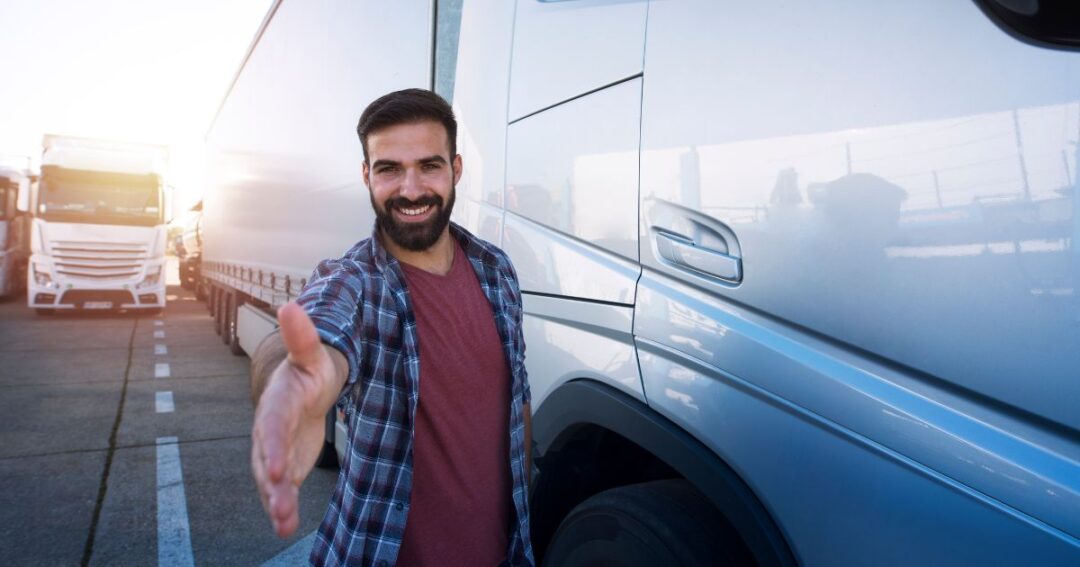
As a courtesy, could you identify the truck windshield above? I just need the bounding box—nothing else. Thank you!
[39,166,161,226]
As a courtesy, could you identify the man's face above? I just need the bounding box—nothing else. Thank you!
[363,120,461,252]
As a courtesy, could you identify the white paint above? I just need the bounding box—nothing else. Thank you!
[154,320,164,327]
[156,391,175,413]
[154,330,165,339]
[155,363,171,379]
[156,437,194,567]
[155,344,168,356]
[260,531,316,567]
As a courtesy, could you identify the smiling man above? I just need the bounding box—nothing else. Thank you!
[249,89,534,567]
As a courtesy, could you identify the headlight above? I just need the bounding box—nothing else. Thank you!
[138,266,162,288]
[33,265,53,287]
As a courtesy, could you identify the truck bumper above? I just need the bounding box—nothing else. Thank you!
[28,284,166,310]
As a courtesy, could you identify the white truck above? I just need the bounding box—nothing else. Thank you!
[0,156,32,299]
[28,135,170,315]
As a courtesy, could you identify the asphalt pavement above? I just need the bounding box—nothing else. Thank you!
[0,279,337,566]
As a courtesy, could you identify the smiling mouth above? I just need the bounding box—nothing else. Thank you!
[397,204,433,217]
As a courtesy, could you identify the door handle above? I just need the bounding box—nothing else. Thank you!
[654,230,742,283]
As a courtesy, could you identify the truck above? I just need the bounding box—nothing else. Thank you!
[0,156,32,299]
[28,135,170,315]
[174,200,205,299]
[204,1,1079,565]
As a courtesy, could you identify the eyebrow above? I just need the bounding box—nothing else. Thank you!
[371,155,447,170]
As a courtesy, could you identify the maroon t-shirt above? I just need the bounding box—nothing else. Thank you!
[395,240,513,567]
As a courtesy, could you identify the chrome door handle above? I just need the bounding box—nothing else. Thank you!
[655,231,742,283]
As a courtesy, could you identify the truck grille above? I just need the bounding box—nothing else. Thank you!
[50,240,148,280]
[60,290,135,305]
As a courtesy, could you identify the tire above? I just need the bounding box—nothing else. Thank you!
[221,291,233,345]
[195,278,207,302]
[35,308,54,316]
[207,284,216,314]
[542,480,753,567]
[228,293,245,355]
[315,410,339,469]
[214,288,226,336]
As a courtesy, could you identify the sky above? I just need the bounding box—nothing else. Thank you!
[0,0,274,213]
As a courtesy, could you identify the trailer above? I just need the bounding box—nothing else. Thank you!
[0,156,32,299]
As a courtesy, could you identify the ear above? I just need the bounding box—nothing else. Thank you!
[452,154,463,186]
[362,161,370,188]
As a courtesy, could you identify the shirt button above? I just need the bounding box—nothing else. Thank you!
[395,502,404,511]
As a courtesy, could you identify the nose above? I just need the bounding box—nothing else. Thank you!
[399,166,425,200]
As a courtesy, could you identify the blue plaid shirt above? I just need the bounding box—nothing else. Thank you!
[296,222,534,567]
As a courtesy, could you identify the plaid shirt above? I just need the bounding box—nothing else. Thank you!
[296,222,534,567]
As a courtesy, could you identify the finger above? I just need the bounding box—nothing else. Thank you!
[268,480,300,537]
[251,428,272,513]
[277,302,323,371]
[257,409,289,483]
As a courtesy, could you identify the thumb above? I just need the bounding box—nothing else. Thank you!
[277,302,324,371]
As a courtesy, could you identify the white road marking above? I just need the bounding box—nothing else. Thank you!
[156,437,194,567]
[156,391,175,413]
[155,363,171,379]
[260,531,317,567]
[155,344,168,356]
[154,330,165,339]
[154,320,164,327]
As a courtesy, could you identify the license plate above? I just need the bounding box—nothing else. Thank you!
[83,301,114,309]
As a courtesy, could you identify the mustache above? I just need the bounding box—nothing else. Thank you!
[384,194,443,211]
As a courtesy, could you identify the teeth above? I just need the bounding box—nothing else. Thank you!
[399,205,431,216]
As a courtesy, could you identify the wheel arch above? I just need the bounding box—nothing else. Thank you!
[531,379,797,567]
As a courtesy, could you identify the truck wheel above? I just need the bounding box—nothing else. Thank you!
[542,480,753,567]
[208,284,216,315]
[214,288,226,336]
[195,279,207,302]
[315,411,339,469]
[35,308,54,316]
[220,291,233,344]
[228,293,245,355]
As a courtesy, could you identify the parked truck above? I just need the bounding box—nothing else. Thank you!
[205,1,1079,565]
[28,135,170,314]
[0,156,32,299]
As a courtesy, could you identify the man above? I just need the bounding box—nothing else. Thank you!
[249,89,533,567]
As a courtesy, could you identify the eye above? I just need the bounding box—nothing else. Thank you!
[377,165,400,175]
[421,162,442,172]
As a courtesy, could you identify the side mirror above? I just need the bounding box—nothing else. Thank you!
[975,0,1080,50]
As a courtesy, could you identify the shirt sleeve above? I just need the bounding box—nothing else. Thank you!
[295,257,363,388]
[502,254,531,406]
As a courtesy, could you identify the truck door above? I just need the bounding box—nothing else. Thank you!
[634,0,1080,564]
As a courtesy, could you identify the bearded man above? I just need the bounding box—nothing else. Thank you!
[249,89,533,567]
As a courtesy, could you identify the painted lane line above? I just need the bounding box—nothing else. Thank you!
[156,437,195,567]
[155,344,168,356]
[156,391,175,413]
[260,531,317,567]
[154,320,164,327]
[154,330,165,339]
[155,363,171,379]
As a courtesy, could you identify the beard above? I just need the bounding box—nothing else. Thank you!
[371,185,456,252]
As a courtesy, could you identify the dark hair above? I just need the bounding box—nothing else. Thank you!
[356,88,457,164]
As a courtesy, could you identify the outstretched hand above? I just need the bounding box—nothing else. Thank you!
[251,302,345,537]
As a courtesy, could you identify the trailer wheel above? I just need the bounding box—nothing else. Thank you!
[542,480,753,567]
[221,291,234,345]
[214,288,226,336]
[315,410,339,469]
[207,284,216,314]
[35,308,54,316]
[228,293,245,356]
